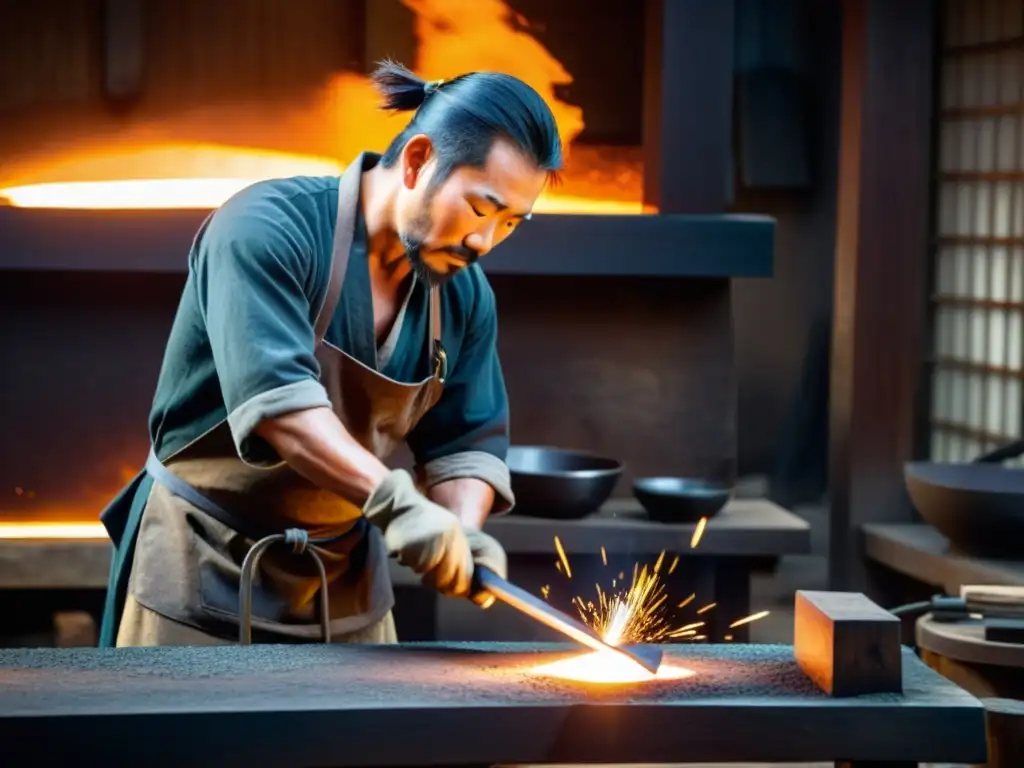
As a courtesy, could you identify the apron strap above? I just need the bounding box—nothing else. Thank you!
[429,286,441,344]
[429,285,447,383]
[144,449,365,546]
[144,448,244,531]
[314,155,366,344]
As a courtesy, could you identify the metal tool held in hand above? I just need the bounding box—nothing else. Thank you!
[470,564,664,674]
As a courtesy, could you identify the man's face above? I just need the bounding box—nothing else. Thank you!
[395,136,548,286]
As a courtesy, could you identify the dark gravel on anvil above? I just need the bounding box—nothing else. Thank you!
[0,642,899,715]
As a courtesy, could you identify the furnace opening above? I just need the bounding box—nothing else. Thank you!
[0,0,644,215]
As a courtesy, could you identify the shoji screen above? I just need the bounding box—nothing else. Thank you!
[932,0,1024,462]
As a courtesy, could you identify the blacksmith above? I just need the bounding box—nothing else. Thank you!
[98,61,563,646]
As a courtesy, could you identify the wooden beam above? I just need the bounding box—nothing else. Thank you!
[102,0,144,101]
[828,0,936,593]
[642,0,736,213]
[362,0,416,72]
[794,590,902,697]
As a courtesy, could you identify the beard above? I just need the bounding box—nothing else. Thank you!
[401,233,446,288]
[400,206,478,288]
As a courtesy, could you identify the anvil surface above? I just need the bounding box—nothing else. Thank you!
[0,642,985,767]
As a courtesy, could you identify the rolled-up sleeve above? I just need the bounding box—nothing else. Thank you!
[194,206,329,468]
[406,282,514,514]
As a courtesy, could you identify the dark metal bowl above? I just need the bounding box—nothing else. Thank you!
[904,461,1024,559]
[633,477,731,523]
[506,445,623,519]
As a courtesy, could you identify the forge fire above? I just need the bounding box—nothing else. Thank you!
[0,0,642,216]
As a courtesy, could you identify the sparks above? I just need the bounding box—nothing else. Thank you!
[729,610,770,628]
[666,628,697,638]
[551,539,771,646]
[553,536,573,578]
[573,562,678,645]
[664,621,705,639]
[691,516,708,548]
[540,585,550,600]
[653,550,666,573]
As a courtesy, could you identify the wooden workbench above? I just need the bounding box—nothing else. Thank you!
[0,641,985,767]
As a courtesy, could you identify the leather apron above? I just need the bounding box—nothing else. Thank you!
[99,153,446,645]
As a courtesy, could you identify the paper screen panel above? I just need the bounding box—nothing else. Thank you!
[931,0,1024,464]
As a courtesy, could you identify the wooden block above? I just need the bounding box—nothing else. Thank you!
[794,590,902,697]
[52,611,97,648]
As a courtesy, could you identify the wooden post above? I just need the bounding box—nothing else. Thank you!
[794,589,902,697]
[362,0,416,72]
[982,698,1024,768]
[828,0,936,594]
[642,0,735,213]
[639,0,742,495]
[102,0,145,101]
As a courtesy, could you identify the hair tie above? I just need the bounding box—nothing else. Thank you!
[424,79,445,96]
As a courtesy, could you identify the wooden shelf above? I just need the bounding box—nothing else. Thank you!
[862,522,1024,591]
[488,497,811,556]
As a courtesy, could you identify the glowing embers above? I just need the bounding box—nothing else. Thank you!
[0,522,108,540]
[529,649,694,685]
[0,145,344,210]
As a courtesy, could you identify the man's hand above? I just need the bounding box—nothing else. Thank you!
[363,469,475,597]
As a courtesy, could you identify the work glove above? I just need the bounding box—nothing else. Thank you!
[363,469,474,597]
[464,528,507,609]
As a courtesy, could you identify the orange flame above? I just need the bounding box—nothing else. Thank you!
[0,460,138,538]
[0,0,641,214]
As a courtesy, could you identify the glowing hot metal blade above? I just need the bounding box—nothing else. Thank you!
[471,565,663,673]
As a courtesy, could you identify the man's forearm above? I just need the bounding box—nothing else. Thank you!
[254,406,390,505]
[429,477,495,530]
